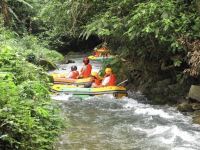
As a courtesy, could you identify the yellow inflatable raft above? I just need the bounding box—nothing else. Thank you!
[51,84,127,98]
[51,73,92,84]
[88,55,115,61]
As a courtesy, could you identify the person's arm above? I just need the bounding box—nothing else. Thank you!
[101,76,110,86]
[67,72,73,78]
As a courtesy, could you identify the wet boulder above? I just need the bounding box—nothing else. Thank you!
[37,59,57,70]
[63,55,75,64]
[67,51,81,55]
[192,112,200,124]
[188,85,200,102]
[192,103,200,110]
[68,59,75,63]
[193,116,200,124]
[177,102,193,112]
[155,79,171,88]
[168,83,181,92]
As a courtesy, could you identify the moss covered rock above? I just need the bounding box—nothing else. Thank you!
[177,102,193,112]
[192,103,200,110]
[192,111,200,124]
[62,55,75,64]
[38,59,58,70]
[188,85,200,102]
[193,116,200,124]
[155,79,171,88]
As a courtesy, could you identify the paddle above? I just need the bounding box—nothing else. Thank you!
[117,79,128,86]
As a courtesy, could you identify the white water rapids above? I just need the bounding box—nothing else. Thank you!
[51,55,200,150]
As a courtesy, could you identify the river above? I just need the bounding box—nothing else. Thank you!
[51,55,200,150]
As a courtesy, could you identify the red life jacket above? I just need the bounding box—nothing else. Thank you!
[99,47,107,51]
[73,71,79,79]
[93,51,100,57]
[102,74,116,86]
[81,64,92,78]
[95,52,100,57]
[94,78,101,85]
[69,71,79,79]
[108,74,116,86]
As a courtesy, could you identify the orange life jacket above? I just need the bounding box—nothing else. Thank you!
[95,51,100,57]
[94,78,101,85]
[81,64,92,78]
[108,74,116,86]
[69,71,79,79]
[102,74,116,86]
[99,47,107,51]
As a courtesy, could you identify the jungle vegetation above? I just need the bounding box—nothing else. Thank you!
[39,0,200,76]
[0,0,200,149]
[0,0,64,149]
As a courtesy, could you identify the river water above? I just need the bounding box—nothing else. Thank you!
[51,55,200,150]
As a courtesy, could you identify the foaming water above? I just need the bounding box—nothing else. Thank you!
[52,57,200,150]
[54,95,200,150]
[134,107,174,119]
[51,93,73,101]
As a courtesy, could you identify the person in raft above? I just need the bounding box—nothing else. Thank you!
[89,68,116,88]
[101,68,116,86]
[91,72,102,87]
[93,48,100,57]
[79,57,92,78]
[67,65,79,79]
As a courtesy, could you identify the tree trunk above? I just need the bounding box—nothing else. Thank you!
[1,0,11,26]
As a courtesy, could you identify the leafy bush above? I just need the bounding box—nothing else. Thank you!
[0,25,64,149]
[0,79,63,149]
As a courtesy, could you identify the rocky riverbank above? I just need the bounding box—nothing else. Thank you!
[63,52,200,124]
[121,59,200,124]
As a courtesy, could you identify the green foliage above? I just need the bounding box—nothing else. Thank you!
[0,0,48,33]
[3,0,200,62]
[39,0,199,66]
[40,0,109,37]
[19,35,64,63]
[0,79,62,149]
[81,0,199,56]
[39,0,114,46]
[39,0,199,80]
[125,0,200,53]
[0,23,63,65]
[0,25,64,149]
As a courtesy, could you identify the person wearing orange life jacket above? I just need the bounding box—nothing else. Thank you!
[94,51,101,57]
[93,48,100,57]
[79,57,92,78]
[101,68,116,86]
[91,72,102,88]
[67,65,79,79]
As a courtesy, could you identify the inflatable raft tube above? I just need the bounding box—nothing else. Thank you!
[51,73,92,84]
[51,84,127,98]
[88,55,115,61]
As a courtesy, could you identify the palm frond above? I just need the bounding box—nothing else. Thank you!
[8,7,20,22]
[16,0,33,9]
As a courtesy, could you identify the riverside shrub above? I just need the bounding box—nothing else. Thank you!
[0,27,64,150]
